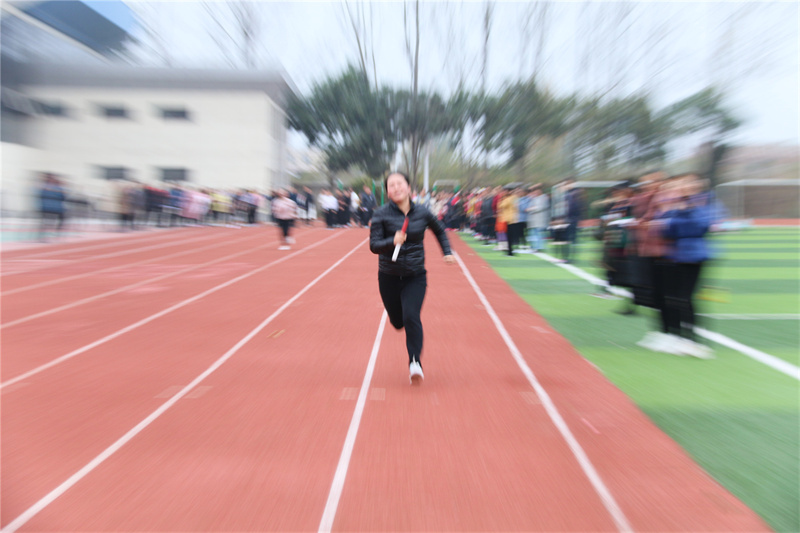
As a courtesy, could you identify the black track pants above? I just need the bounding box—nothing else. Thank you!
[378,271,427,364]
[664,262,703,339]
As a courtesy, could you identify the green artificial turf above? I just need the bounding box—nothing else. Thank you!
[463,227,800,532]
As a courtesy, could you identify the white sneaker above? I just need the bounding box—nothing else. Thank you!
[278,245,290,250]
[409,361,424,385]
[591,290,621,300]
[677,338,715,359]
[636,331,662,351]
[638,332,685,356]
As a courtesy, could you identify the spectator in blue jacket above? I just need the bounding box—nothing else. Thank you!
[564,178,585,263]
[38,172,67,241]
[657,173,715,358]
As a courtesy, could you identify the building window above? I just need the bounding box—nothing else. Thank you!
[1,87,37,116]
[99,105,129,118]
[160,168,189,182]
[98,166,130,180]
[160,107,190,120]
[36,101,68,117]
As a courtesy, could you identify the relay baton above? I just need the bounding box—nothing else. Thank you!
[391,217,409,262]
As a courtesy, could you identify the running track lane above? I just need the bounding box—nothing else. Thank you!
[1,231,376,531]
[0,227,331,381]
[0,227,262,296]
[2,232,770,531]
[334,234,769,532]
[0,227,290,322]
[1,225,198,261]
[0,230,360,525]
[331,238,621,531]
[0,227,218,277]
[3,232,381,531]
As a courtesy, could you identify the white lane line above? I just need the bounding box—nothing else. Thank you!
[0,237,368,533]
[319,311,387,533]
[534,251,606,285]
[1,231,221,276]
[1,232,259,300]
[2,230,276,296]
[699,313,800,320]
[533,251,800,381]
[694,327,800,379]
[453,251,633,533]
[1,233,298,328]
[0,232,343,390]
[0,227,189,261]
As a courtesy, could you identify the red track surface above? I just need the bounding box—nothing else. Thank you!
[1,225,770,532]
[752,219,799,226]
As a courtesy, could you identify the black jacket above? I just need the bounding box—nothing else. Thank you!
[370,201,452,276]
[360,192,376,210]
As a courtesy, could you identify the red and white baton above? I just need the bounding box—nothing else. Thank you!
[391,217,409,262]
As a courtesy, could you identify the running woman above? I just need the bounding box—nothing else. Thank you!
[272,189,297,250]
[370,172,455,384]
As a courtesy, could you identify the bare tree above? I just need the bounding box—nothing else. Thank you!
[605,3,638,98]
[635,4,679,95]
[430,2,480,177]
[575,2,591,95]
[518,3,534,79]
[531,3,551,80]
[706,3,794,90]
[341,0,379,89]
[518,2,552,81]
[404,0,421,106]
[126,2,175,67]
[433,2,477,92]
[481,1,493,94]
[575,2,641,100]
[203,1,266,69]
[403,0,422,188]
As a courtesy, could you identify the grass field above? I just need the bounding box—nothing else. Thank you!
[463,226,799,532]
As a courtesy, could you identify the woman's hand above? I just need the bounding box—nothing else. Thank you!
[443,254,456,265]
[393,230,407,246]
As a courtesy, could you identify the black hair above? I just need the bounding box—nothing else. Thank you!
[384,172,410,190]
[670,171,702,180]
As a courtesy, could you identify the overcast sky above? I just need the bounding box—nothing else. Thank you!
[128,1,799,148]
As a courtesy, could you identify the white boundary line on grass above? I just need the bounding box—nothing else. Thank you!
[318,311,387,533]
[694,327,800,379]
[0,231,342,390]
[453,251,633,533]
[534,251,800,381]
[0,237,368,533]
[699,313,799,320]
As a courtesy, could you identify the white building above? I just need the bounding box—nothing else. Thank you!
[286,144,325,178]
[1,1,293,215]
[3,62,292,214]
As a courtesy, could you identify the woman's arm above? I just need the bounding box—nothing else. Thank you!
[425,208,452,256]
[369,209,395,255]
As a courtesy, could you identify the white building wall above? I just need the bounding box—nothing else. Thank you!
[0,142,41,215]
[11,85,284,213]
